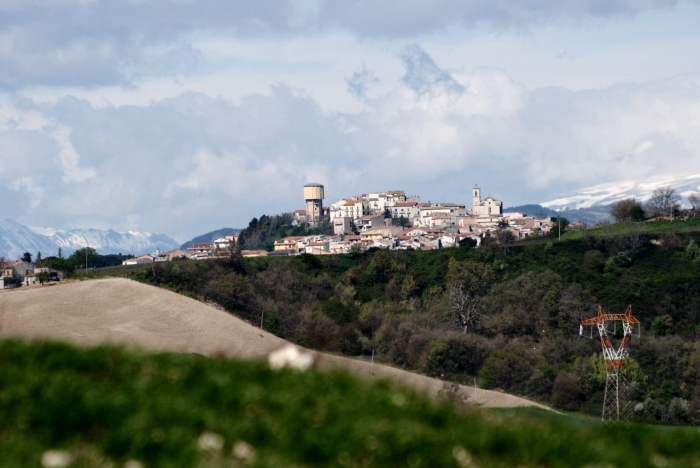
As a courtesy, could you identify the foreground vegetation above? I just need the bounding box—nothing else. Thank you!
[131,220,700,425]
[1,339,699,467]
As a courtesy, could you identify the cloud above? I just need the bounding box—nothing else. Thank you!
[346,64,379,101]
[315,0,693,37]
[400,44,465,98]
[0,0,696,89]
[2,46,700,239]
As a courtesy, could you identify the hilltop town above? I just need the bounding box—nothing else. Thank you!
[171,184,558,261]
[0,183,560,283]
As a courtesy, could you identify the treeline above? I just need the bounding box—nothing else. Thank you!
[37,248,134,275]
[135,228,700,424]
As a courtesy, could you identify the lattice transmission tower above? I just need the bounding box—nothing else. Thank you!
[580,305,641,423]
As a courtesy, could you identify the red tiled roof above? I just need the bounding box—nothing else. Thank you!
[189,243,212,249]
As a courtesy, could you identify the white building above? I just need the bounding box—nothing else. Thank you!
[392,201,421,221]
[471,185,503,217]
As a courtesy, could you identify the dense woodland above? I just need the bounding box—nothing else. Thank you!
[135,224,700,424]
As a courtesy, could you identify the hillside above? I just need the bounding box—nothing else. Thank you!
[2,339,699,467]
[126,223,700,425]
[0,278,543,409]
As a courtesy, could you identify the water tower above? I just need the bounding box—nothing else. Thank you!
[303,183,325,223]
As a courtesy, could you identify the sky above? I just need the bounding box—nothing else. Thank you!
[2,1,700,241]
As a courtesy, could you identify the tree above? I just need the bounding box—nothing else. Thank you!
[22,252,32,263]
[398,216,409,227]
[647,187,680,219]
[69,248,98,273]
[610,197,644,222]
[495,228,517,255]
[629,205,646,222]
[35,251,43,267]
[37,270,50,284]
[458,237,477,248]
[688,193,700,217]
[383,208,392,219]
[445,259,495,333]
[549,217,569,240]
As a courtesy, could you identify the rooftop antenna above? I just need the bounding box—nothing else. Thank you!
[580,305,641,422]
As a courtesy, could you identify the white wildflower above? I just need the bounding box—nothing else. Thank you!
[197,431,225,451]
[124,460,144,468]
[268,344,315,371]
[41,450,73,468]
[232,441,256,462]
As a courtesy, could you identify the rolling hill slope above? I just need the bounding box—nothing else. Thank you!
[0,278,545,410]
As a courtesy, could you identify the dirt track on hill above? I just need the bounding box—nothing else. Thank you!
[0,278,548,410]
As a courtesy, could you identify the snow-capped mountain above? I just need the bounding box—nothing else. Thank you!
[0,219,179,260]
[49,229,180,256]
[541,174,700,211]
[0,219,59,261]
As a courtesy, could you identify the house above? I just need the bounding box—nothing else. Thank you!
[331,199,366,220]
[34,267,63,281]
[187,243,213,260]
[164,249,190,260]
[241,250,268,258]
[392,201,420,221]
[0,276,20,289]
[305,241,330,255]
[356,214,384,231]
[333,216,353,235]
[122,255,154,265]
[294,210,307,224]
[2,261,34,284]
[274,236,306,252]
[213,238,231,250]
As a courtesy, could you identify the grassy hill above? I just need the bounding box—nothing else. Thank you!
[1,339,699,467]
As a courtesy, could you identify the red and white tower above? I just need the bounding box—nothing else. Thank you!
[580,305,641,422]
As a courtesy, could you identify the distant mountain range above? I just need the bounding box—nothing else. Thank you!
[540,173,700,211]
[504,204,612,225]
[0,219,180,260]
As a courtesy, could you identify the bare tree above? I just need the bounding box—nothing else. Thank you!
[646,187,681,219]
[445,259,494,333]
[622,221,645,251]
[448,283,483,333]
[688,193,700,217]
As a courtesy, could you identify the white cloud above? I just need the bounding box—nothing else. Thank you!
[1,2,700,238]
[3,45,700,237]
[50,125,97,183]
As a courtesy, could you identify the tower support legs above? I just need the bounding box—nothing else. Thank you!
[602,370,633,422]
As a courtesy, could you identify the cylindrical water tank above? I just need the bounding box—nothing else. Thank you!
[303,183,324,200]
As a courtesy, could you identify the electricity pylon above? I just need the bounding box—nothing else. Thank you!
[580,305,640,423]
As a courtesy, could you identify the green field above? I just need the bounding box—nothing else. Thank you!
[1,339,699,467]
[561,218,700,240]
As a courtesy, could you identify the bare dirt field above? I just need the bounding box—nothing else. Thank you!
[0,278,548,410]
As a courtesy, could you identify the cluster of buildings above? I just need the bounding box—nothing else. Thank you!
[280,184,556,256]
[1,260,63,288]
[121,235,243,264]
